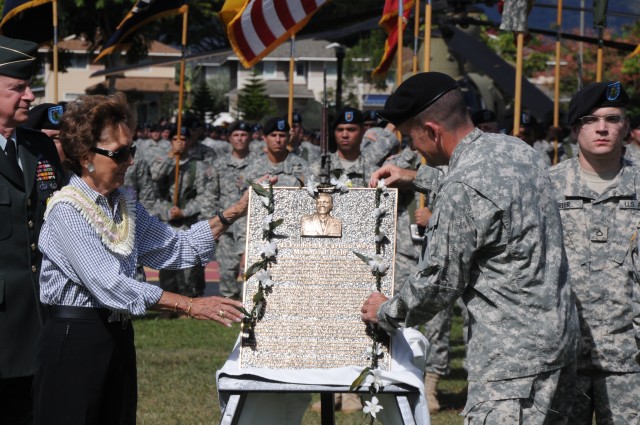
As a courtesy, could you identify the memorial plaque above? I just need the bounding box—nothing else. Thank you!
[240,187,398,370]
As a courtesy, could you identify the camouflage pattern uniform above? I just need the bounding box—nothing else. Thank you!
[245,152,310,187]
[123,156,160,283]
[123,156,158,216]
[377,129,579,421]
[291,142,320,164]
[310,151,377,188]
[361,127,400,166]
[202,136,232,158]
[549,157,640,424]
[213,153,254,299]
[137,138,171,180]
[152,149,218,297]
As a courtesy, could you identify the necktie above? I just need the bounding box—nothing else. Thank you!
[5,139,23,179]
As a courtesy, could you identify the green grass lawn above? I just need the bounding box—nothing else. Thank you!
[135,311,467,424]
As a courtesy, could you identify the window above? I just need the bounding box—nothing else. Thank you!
[295,62,306,78]
[325,62,337,77]
[262,61,277,78]
[69,54,88,69]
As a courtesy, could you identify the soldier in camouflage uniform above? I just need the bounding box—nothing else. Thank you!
[245,117,310,187]
[310,107,378,188]
[138,124,171,180]
[289,112,320,163]
[549,81,640,424]
[152,127,218,298]
[361,72,579,422]
[214,121,254,300]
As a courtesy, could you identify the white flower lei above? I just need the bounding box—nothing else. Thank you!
[45,186,136,255]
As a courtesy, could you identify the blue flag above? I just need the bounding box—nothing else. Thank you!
[95,0,187,62]
[0,0,54,44]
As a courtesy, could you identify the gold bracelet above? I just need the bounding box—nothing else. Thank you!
[187,298,193,318]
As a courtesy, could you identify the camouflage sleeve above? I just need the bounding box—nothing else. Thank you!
[361,127,400,166]
[182,162,218,219]
[377,181,504,332]
[634,238,640,364]
[135,158,161,215]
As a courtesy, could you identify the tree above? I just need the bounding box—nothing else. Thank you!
[237,70,273,121]
[191,79,213,123]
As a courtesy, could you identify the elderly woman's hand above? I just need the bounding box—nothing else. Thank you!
[190,296,245,326]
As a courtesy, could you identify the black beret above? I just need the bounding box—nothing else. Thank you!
[630,115,640,130]
[363,110,378,123]
[292,112,302,124]
[253,123,263,132]
[149,124,160,132]
[333,106,363,129]
[471,109,496,125]
[26,103,65,130]
[228,121,252,133]
[169,126,191,139]
[378,72,458,126]
[567,81,629,125]
[263,117,290,134]
[0,36,38,80]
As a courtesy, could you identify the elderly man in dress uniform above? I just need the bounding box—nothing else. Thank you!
[0,36,66,424]
[361,72,579,423]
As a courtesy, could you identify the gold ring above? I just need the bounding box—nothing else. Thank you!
[219,310,225,318]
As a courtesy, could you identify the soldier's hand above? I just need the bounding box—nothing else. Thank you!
[169,206,183,220]
[361,292,389,323]
[414,207,432,227]
[369,164,417,189]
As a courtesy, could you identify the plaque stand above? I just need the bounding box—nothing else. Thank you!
[217,375,421,425]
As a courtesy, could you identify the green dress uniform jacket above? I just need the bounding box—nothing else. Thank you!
[0,128,65,378]
[549,157,640,372]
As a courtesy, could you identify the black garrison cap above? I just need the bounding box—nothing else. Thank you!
[0,35,38,80]
[377,72,458,127]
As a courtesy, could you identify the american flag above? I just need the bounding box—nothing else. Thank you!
[222,0,329,68]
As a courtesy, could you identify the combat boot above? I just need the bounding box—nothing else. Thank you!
[424,372,441,413]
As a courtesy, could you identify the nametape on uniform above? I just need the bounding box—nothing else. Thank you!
[558,200,583,209]
[619,200,640,209]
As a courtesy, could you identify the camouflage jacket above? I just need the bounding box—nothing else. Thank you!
[123,156,159,216]
[549,157,640,372]
[311,151,377,188]
[378,128,579,381]
[213,152,254,243]
[385,147,423,257]
[152,154,218,227]
[137,138,171,180]
[244,152,310,187]
[361,127,400,166]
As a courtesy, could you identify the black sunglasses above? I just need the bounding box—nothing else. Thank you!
[90,145,136,164]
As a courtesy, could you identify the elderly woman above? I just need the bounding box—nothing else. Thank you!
[32,93,265,425]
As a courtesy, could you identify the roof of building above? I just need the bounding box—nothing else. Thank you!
[85,77,179,95]
[227,38,340,62]
[228,80,314,99]
[39,38,180,56]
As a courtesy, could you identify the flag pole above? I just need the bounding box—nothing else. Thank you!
[419,0,432,211]
[412,0,420,73]
[173,5,188,207]
[423,0,431,73]
[396,0,404,86]
[552,0,562,164]
[53,0,58,103]
[596,27,603,82]
[287,36,295,132]
[512,31,524,136]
